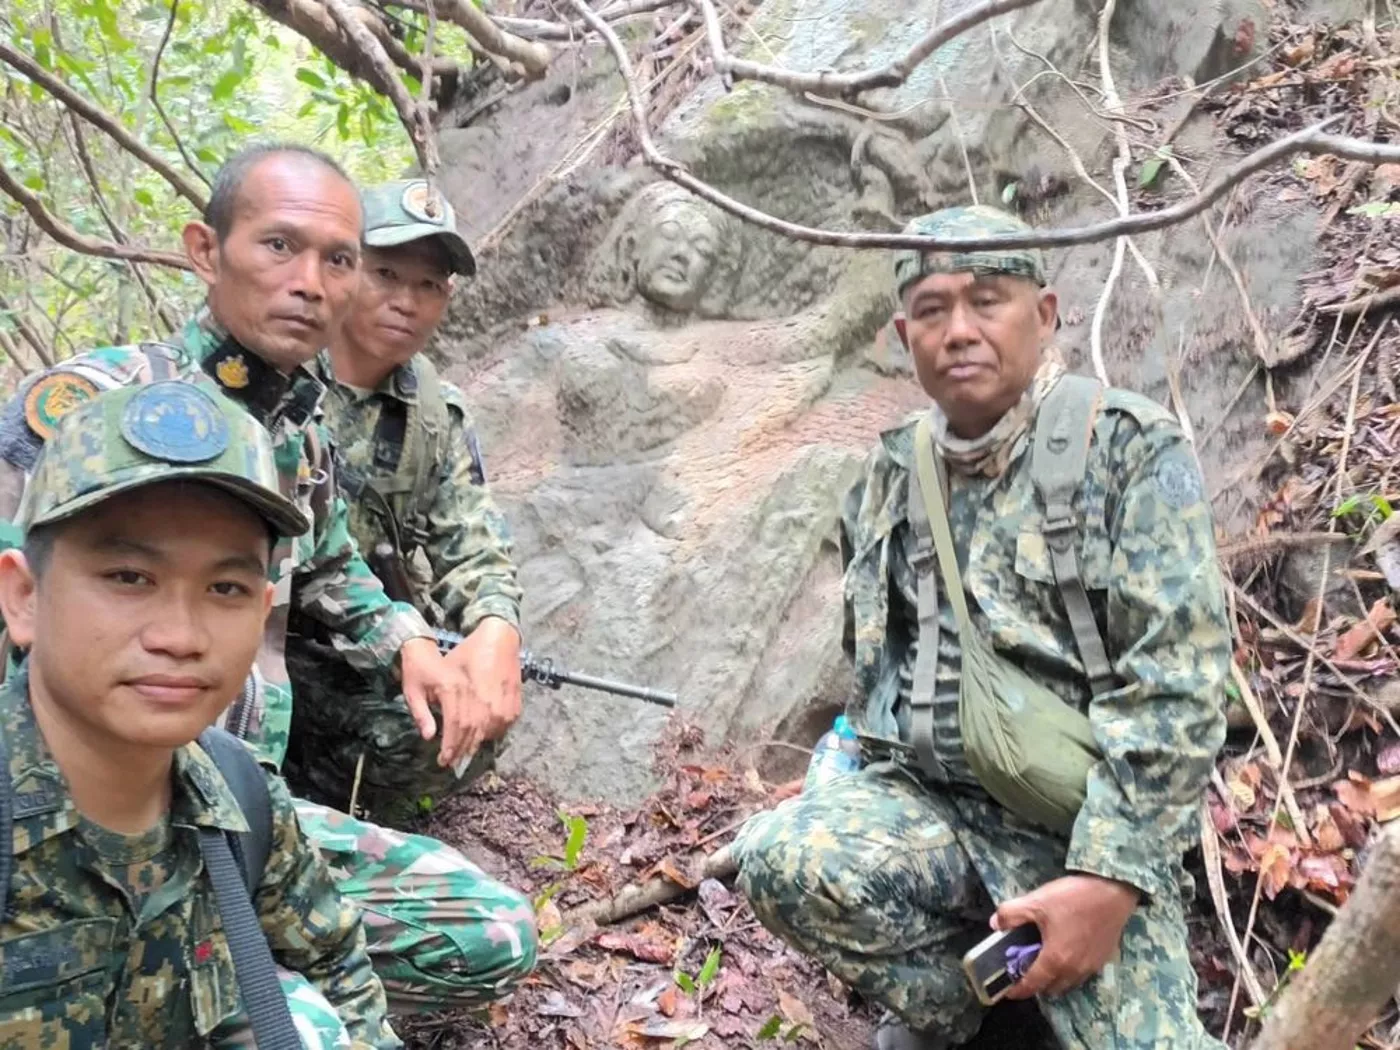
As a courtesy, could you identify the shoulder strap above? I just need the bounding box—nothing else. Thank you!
[198,727,273,890]
[0,717,11,925]
[1030,375,1116,697]
[195,728,299,1050]
[905,417,963,780]
[407,358,449,540]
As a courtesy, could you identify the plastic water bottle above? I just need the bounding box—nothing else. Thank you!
[804,715,862,789]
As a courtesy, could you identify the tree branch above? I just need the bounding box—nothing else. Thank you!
[0,41,208,212]
[568,24,1400,258]
[323,0,441,175]
[494,0,680,41]
[1248,822,1400,1050]
[0,163,191,270]
[150,0,212,189]
[0,290,54,368]
[435,0,552,79]
[698,0,1041,99]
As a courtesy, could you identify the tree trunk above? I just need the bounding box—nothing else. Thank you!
[1250,821,1400,1050]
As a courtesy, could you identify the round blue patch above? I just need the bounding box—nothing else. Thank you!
[121,382,230,463]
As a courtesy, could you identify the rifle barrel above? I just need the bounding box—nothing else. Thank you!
[432,630,678,708]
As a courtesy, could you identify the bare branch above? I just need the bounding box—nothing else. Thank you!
[434,0,551,78]
[0,290,54,368]
[323,0,441,175]
[0,327,38,376]
[0,163,191,270]
[572,29,1400,258]
[150,0,212,189]
[420,0,439,128]
[495,0,680,40]
[0,41,207,212]
[700,0,1040,99]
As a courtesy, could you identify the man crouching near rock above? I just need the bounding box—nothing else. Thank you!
[732,205,1232,1050]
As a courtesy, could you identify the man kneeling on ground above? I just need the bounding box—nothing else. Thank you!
[733,206,1232,1050]
[0,383,399,1048]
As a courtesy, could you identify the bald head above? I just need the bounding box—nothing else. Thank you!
[204,143,353,243]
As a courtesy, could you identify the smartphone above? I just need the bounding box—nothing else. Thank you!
[961,923,1043,1006]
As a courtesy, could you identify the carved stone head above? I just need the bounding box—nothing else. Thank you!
[585,182,730,316]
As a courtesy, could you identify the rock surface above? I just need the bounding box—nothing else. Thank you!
[433,0,1322,803]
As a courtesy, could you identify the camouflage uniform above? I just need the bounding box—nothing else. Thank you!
[733,208,1232,1049]
[0,308,537,1015]
[285,351,521,813]
[0,382,398,1049]
[0,309,435,766]
[279,179,536,1012]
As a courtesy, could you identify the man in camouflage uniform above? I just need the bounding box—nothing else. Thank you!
[0,145,534,1015]
[0,382,398,1048]
[283,179,537,1010]
[733,206,1231,1050]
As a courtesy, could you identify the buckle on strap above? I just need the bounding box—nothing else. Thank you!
[1042,510,1077,551]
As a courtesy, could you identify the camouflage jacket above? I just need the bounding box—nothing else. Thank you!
[309,351,522,634]
[0,310,434,767]
[841,385,1230,900]
[0,669,400,1049]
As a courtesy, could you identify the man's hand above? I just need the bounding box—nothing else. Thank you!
[444,616,522,746]
[993,874,1141,1000]
[398,635,482,769]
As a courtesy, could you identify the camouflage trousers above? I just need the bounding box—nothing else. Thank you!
[285,634,493,823]
[732,766,1223,1050]
[209,966,359,1049]
[296,801,539,1014]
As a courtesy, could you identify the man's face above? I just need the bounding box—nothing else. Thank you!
[897,271,1057,437]
[190,155,362,373]
[337,242,453,368]
[636,203,719,313]
[0,483,275,752]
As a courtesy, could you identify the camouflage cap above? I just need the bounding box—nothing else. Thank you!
[893,205,1047,297]
[19,381,310,537]
[361,179,475,277]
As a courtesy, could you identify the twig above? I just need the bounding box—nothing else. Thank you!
[150,0,211,188]
[0,41,207,211]
[1217,531,1350,568]
[565,845,737,927]
[495,0,680,40]
[1200,810,1269,1008]
[706,0,1040,98]
[435,0,551,78]
[0,290,54,368]
[0,328,37,375]
[1230,663,1311,845]
[349,750,367,818]
[938,73,979,205]
[694,0,730,90]
[323,0,441,176]
[0,163,191,270]
[1319,284,1400,318]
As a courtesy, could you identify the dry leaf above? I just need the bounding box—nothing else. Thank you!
[1281,35,1316,66]
[777,989,817,1031]
[1333,598,1396,661]
[596,927,676,965]
[1258,842,1293,898]
[1312,806,1346,852]
[1296,597,1324,634]
[1372,163,1400,196]
[1264,410,1295,435]
[657,856,698,890]
[656,985,679,1018]
[1378,743,1400,776]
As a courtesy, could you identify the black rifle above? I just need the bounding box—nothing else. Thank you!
[370,542,678,708]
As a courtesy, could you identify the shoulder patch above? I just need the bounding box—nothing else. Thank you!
[1154,449,1204,509]
[23,372,99,440]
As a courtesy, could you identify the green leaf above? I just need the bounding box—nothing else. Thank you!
[296,68,328,89]
[1348,201,1400,219]
[212,69,243,101]
[134,188,155,207]
[336,103,351,139]
[756,1016,783,1041]
[1138,156,1166,190]
[195,147,220,164]
[697,946,722,988]
[1287,949,1307,972]
[23,174,44,192]
[561,812,588,869]
[1000,182,1018,205]
[674,972,697,995]
[32,42,52,70]
[296,100,317,119]
[784,1024,808,1042]
[223,114,256,135]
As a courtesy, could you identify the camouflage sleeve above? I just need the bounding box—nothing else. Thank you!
[424,393,523,634]
[258,772,402,1049]
[294,420,433,670]
[1063,416,1231,900]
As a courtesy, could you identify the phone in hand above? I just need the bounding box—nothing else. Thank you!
[961,922,1043,1006]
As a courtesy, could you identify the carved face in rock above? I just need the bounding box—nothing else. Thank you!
[634,199,720,313]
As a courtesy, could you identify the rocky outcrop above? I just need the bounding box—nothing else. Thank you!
[434,0,1321,803]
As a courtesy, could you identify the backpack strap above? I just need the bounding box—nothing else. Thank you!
[405,358,450,549]
[195,728,298,1050]
[904,416,947,780]
[1030,375,1117,697]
